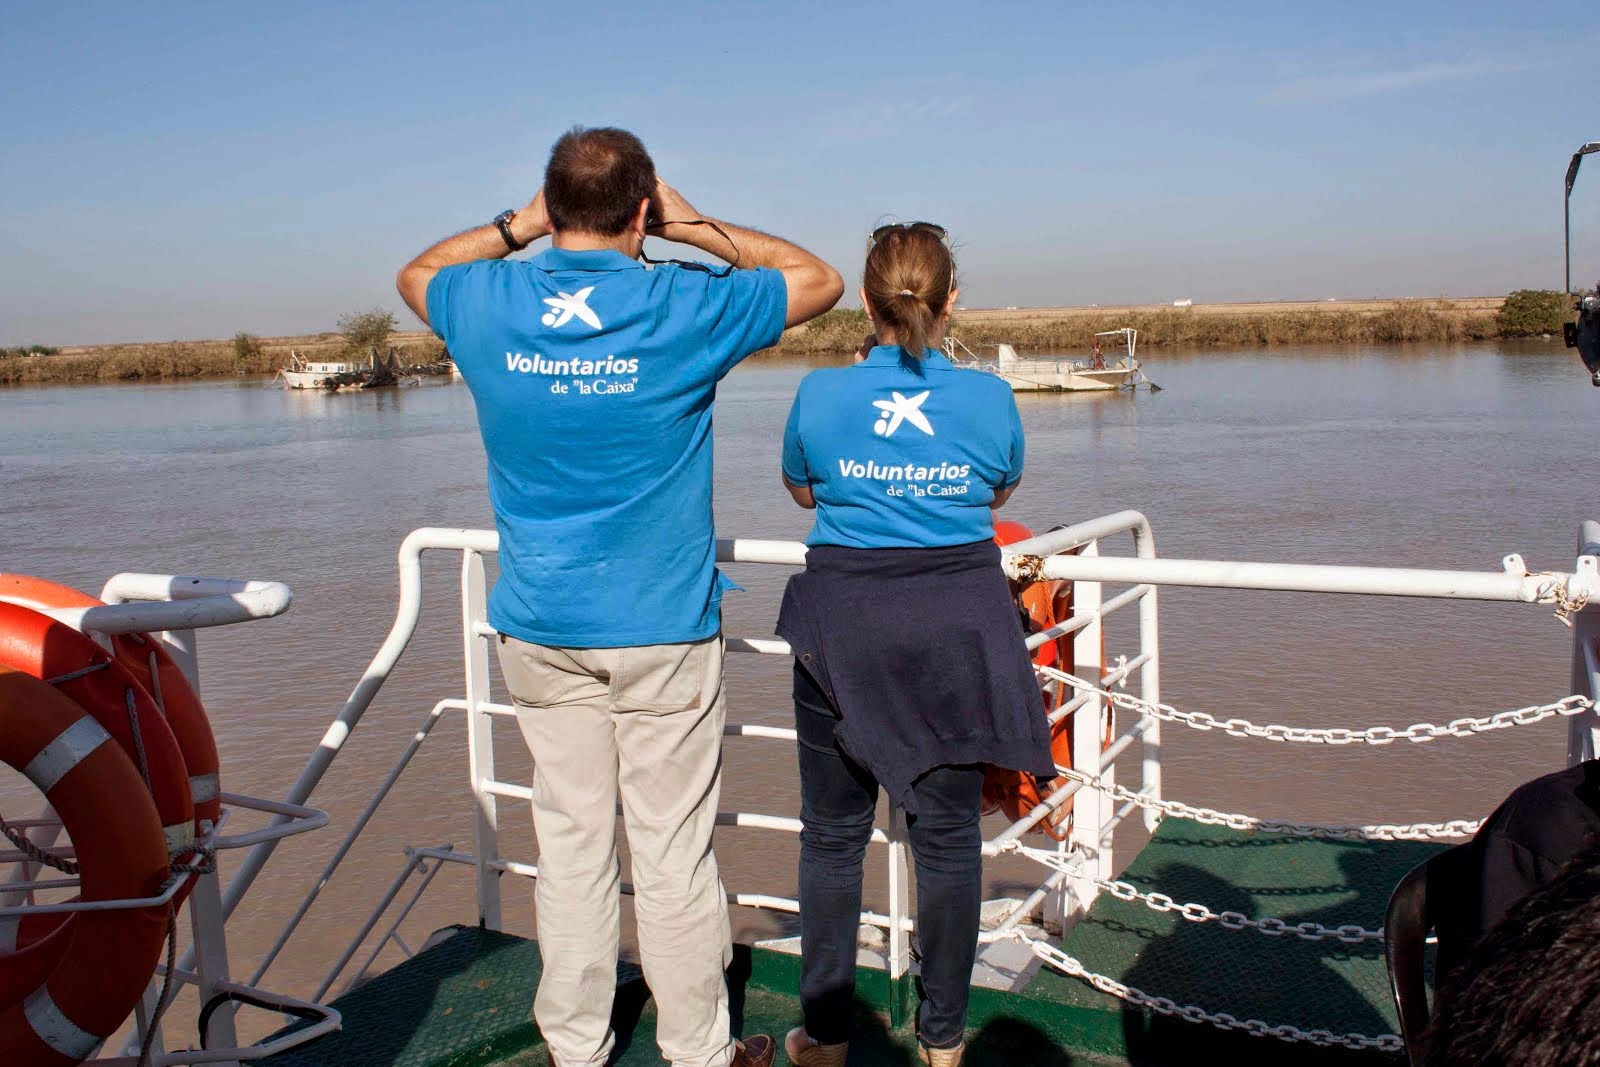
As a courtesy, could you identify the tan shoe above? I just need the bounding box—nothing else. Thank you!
[733,1034,776,1067]
[917,1041,964,1067]
[785,1026,849,1066]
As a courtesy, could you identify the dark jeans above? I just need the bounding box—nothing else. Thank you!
[793,663,984,1050]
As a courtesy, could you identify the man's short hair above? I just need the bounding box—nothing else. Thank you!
[544,126,656,237]
[1423,843,1600,1066]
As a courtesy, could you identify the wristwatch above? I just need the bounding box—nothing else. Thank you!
[493,209,526,252]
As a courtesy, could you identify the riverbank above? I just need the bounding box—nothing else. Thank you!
[782,298,1506,360]
[0,296,1512,385]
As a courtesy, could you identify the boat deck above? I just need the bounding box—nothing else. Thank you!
[263,818,1442,1065]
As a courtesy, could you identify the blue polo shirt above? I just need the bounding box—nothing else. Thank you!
[782,347,1024,548]
[427,248,787,647]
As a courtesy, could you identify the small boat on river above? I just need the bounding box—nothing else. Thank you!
[947,328,1157,392]
[277,348,416,391]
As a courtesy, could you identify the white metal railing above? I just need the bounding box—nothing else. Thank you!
[15,517,1600,1062]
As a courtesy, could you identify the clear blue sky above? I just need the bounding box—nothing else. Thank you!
[3,1,1597,345]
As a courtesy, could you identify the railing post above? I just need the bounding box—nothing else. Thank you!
[462,551,502,931]
[1569,525,1600,765]
[885,806,913,1028]
[1064,540,1106,926]
[161,633,242,1065]
[159,628,201,692]
[1137,546,1162,833]
[188,872,241,1064]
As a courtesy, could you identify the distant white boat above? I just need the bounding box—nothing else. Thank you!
[945,328,1156,392]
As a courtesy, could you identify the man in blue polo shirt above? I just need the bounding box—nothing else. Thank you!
[397,126,841,1067]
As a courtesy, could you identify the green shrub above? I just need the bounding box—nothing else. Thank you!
[1496,289,1573,337]
[337,308,397,355]
[233,332,265,371]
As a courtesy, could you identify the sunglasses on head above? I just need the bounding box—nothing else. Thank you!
[867,221,950,251]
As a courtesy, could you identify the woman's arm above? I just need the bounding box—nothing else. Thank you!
[993,391,1025,511]
[783,476,816,509]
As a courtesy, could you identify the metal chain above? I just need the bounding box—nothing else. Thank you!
[1010,931,1403,1052]
[1037,665,1594,746]
[1053,767,1482,842]
[1016,845,1382,942]
[1530,569,1591,627]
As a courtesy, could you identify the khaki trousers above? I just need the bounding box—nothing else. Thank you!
[497,633,735,1067]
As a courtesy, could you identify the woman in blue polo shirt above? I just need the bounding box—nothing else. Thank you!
[777,223,1055,1067]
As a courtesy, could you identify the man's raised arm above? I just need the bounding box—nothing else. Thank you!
[396,192,551,326]
[648,182,842,328]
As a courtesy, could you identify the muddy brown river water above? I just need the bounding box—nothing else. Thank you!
[1,340,1595,1028]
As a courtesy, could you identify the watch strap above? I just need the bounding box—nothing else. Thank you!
[494,210,526,252]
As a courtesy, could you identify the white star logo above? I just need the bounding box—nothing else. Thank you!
[872,390,934,437]
[540,286,602,330]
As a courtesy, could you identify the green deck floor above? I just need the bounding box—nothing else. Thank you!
[1020,817,1445,1064]
[264,818,1442,1066]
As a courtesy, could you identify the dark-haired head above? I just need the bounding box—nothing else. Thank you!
[862,223,957,366]
[1423,843,1600,1066]
[544,126,656,237]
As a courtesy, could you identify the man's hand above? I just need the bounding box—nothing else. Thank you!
[646,180,697,227]
[645,180,702,243]
[512,188,552,246]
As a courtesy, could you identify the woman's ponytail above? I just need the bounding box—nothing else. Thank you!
[863,226,955,364]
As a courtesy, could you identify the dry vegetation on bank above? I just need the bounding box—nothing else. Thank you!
[0,332,446,385]
[0,296,1531,385]
[773,299,1505,360]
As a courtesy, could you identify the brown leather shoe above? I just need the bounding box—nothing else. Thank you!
[733,1033,776,1067]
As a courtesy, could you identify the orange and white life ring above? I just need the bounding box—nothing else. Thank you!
[983,521,1111,840]
[0,574,220,834]
[0,602,195,952]
[0,667,170,1064]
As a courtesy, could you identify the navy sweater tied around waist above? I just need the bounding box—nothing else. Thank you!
[775,539,1056,813]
